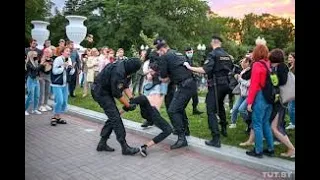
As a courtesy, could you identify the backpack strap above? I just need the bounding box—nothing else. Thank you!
[258,60,270,73]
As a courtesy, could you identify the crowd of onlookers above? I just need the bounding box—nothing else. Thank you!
[25,34,295,158]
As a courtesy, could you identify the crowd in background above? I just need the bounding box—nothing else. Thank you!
[25,34,295,158]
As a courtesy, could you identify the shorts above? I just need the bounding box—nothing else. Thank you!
[143,82,168,96]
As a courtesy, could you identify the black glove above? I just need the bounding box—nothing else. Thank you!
[122,103,137,112]
[129,97,134,104]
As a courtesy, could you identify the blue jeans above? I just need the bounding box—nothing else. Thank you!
[288,100,295,125]
[25,76,40,111]
[252,91,274,153]
[52,85,69,115]
[231,96,248,124]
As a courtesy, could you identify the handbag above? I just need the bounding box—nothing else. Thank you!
[232,83,241,95]
[279,71,295,103]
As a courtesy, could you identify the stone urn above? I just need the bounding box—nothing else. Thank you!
[31,21,50,50]
[65,15,87,49]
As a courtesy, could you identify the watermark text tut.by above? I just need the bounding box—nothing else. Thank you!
[262,171,295,179]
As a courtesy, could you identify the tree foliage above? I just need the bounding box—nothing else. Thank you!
[25,0,53,45]
[25,0,295,64]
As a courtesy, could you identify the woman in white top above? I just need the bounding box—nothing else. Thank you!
[86,48,99,89]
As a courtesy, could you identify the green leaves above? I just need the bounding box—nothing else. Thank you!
[25,0,294,60]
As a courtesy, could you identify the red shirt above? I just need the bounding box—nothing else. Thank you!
[247,59,270,105]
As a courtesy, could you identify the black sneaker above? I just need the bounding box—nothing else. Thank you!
[139,145,148,157]
[263,149,275,157]
[246,149,263,158]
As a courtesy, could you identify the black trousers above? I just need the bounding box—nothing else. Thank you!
[69,69,77,95]
[131,95,172,144]
[206,84,231,137]
[167,78,197,135]
[165,82,189,131]
[91,87,126,143]
[192,94,199,110]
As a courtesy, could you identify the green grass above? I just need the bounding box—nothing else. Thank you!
[197,90,208,97]
[69,87,295,161]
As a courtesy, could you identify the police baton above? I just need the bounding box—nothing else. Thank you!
[212,76,221,122]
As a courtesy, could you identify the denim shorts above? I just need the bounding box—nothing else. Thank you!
[143,82,168,96]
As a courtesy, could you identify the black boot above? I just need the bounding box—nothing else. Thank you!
[221,125,228,137]
[172,128,178,135]
[185,126,190,136]
[193,108,203,115]
[170,134,188,149]
[96,138,115,152]
[205,136,221,148]
[121,141,139,155]
[141,120,153,128]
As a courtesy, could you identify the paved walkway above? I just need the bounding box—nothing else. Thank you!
[26,112,275,180]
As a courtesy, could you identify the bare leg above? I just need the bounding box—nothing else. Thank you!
[147,94,164,111]
[240,129,255,146]
[146,140,155,147]
[271,114,295,156]
[83,80,88,97]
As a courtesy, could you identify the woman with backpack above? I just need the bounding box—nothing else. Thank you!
[246,44,274,158]
[269,49,295,158]
[50,47,75,126]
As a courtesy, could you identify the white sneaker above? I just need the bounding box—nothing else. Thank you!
[274,141,281,145]
[39,106,48,112]
[32,110,42,115]
[44,105,52,111]
[25,111,30,116]
[229,123,236,128]
[286,124,295,130]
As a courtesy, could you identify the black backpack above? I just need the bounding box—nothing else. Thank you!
[258,60,280,104]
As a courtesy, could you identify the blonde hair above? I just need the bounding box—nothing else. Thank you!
[26,51,38,67]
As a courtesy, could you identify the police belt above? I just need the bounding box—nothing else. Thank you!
[207,76,229,87]
[176,77,194,86]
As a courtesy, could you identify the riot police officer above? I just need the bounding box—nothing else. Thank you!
[91,58,141,155]
[185,46,203,115]
[184,36,235,147]
[154,38,197,149]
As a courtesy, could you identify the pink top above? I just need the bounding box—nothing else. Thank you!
[98,55,110,72]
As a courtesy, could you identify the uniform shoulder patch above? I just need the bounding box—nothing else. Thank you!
[219,56,231,61]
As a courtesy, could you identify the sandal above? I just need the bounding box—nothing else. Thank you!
[56,118,67,124]
[280,152,295,158]
[239,141,254,147]
[51,118,57,126]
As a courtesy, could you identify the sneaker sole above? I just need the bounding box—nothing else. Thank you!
[139,147,147,157]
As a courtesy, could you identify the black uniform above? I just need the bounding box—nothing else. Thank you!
[203,47,234,146]
[91,59,141,155]
[159,49,197,149]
